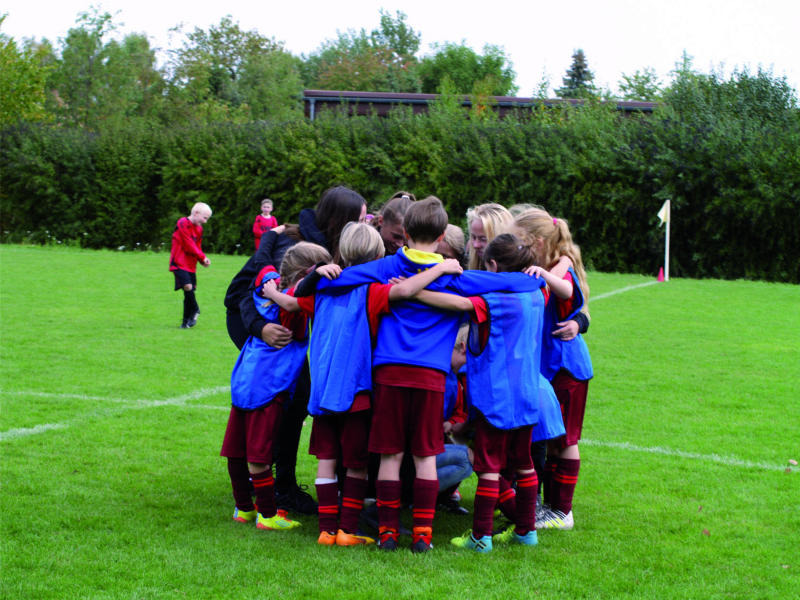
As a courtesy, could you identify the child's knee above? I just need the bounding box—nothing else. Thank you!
[182,283,194,292]
[247,462,269,475]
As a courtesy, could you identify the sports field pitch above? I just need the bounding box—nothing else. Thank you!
[1,244,798,599]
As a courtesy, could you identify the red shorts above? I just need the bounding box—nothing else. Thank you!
[552,371,588,447]
[309,409,371,470]
[369,383,444,457]
[219,395,285,464]
[472,418,534,474]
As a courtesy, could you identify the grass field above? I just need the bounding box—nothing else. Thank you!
[1,244,798,600]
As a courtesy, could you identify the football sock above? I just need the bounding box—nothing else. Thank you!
[515,471,539,534]
[553,458,580,514]
[183,289,198,321]
[376,480,402,534]
[251,468,276,518]
[473,477,500,538]
[227,457,255,511]
[497,476,517,521]
[543,459,557,506]
[340,476,368,534]
[315,480,339,534]
[530,441,547,496]
[412,478,439,530]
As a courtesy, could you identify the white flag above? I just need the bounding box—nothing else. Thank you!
[657,200,670,226]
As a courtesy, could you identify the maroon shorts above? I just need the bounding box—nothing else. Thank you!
[472,418,534,474]
[220,395,285,464]
[552,371,588,448]
[368,383,444,457]
[308,410,371,470]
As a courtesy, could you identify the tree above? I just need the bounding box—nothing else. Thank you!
[618,67,662,101]
[556,49,597,99]
[417,42,517,96]
[0,16,54,124]
[44,9,165,127]
[167,16,302,122]
[302,10,421,92]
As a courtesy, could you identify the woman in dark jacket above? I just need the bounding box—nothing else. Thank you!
[223,185,367,514]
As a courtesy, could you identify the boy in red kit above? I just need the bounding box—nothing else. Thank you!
[253,198,278,250]
[169,202,212,329]
[369,198,461,553]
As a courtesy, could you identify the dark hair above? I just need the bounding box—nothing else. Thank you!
[404,196,448,243]
[315,186,367,262]
[483,233,535,272]
[379,194,414,226]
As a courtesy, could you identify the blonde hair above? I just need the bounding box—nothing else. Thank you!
[455,322,469,347]
[261,198,273,207]
[441,224,466,265]
[466,203,513,270]
[279,242,332,289]
[513,208,590,314]
[191,202,212,217]
[339,222,385,267]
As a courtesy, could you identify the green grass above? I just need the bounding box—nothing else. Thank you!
[1,244,798,599]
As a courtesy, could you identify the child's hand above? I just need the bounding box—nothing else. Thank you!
[261,279,280,298]
[202,257,211,267]
[272,224,286,235]
[388,276,407,285]
[524,265,544,278]
[317,264,342,280]
[438,258,463,275]
[443,421,453,434]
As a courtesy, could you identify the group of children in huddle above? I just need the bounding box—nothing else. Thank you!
[221,194,592,554]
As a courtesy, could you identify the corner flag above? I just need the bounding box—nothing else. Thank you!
[657,200,670,225]
[656,199,671,281]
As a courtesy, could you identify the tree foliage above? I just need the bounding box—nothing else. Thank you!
[0,16,53,125]
[167,16,303,123]
[302,10,421,92]
[619,67,662,101]
[557,49,597,99]
[41,9,164,128]
[418,42,517,96]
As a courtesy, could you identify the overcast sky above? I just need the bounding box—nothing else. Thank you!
[3,0,799,97]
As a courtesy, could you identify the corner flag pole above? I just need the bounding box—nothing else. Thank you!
[657,199,671,281]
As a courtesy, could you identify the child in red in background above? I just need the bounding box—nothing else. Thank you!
[169,202,211,329]
[253,198,278,250]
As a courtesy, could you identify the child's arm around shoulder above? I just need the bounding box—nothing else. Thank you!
[294,262,341,297]
[261,280,301,312]
[414,289,475,314]
[548,255,573,279]
[388,259,462,301]
[524,265,573,299]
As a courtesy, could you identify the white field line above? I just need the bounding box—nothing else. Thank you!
[0,423,67,441]
[0,386,229,441]
[591,280,659,301]
[582,439,793,473]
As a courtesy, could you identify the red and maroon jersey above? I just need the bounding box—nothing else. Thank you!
[253,214,278,249]
[169,217,205,272]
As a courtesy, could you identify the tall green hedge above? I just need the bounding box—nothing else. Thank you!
[2,91,798,282]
